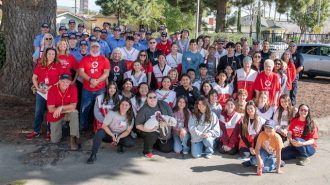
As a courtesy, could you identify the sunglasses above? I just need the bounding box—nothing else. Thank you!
[140,54,146,57]
[299,108,308,112]
[148,96,157,99]
[45,38,52,40]
[149,42,156,44]
[275,63,282,65]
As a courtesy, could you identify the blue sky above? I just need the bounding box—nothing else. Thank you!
[57,0,100,11]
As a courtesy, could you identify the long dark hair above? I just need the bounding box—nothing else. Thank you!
[273,58,285,77]
[242,101,261,137]
[200,80,213,97]
[193,96,213,124]
[136,50,150,70]
[131,60,142,75]
[173,96,190,128]
[295,104,316,137]
[102,81,121,105]
[135,82,149,105]
[113,98,134,125]
[41,48,58,67]
[277,94,294,125]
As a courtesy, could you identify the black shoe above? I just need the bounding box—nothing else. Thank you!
[280,160,285,167]
[242,161,252,167]
[87,154,96,164]
[117,145,124,153]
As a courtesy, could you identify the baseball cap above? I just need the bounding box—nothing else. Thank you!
[59,73,71,81]
[114,26,121,32]
[181,28,189,34]
[125,29,132,34]
[68,20,76,24]
[146,31,152,36]
[159,25,165,31]
[93,27,102,32]
[41,23,49,28]
[90,42,100,47]
[103,22,111,26]
[263,120,276,129]
[59,26,67,31]
[89,35,97,42]
[161,32,167,37]
[133,32,141,36]
[62,33,69,38]
[101,29,108,34]
[139,28,146,32]
[253,40,260,45]
[69,34,76,39]
[82,32,90,37]
[80,40,88,46]
[76,32,82,37]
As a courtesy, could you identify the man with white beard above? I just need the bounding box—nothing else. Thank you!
[79,42,110,131]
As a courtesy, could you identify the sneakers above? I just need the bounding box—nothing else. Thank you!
[280,160,285,167]
[26,132,40,140]
[144,153,154,158]
[205,154,213,159]
[87,154,97,164]
[297,157,310,166]
[45,132,51,141]
[117,145,124,153]
[242,161,252,167]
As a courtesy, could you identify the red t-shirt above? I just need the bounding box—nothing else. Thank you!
[288,118,318,148]
[79,55,110,92]
[33,63,61,86]
[141,62,153,73]
[156,40,171,55]
[253,72,280,105]
[286,61,297,90]
[58,54,78,75]
[47,84,78,122]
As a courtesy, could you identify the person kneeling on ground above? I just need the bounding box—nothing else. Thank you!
[87,98,136,164]
[243,121,284,175]
[135,91,175,158]
[281,104,318,166]
[189,97,220,159]
[47,74,80,150]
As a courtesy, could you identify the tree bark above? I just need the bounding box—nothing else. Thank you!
[0,0,56,97]
[215,0,227,33]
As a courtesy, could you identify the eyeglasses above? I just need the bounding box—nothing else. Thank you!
[148,96,157,99]
[299,108,308,112]
[45,38,52,40]
[275,63,282,65]
[254,55,261,58]
[289,45,296,47]
[149,42,156,44]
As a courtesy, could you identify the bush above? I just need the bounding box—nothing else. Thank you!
[0,32,5,69]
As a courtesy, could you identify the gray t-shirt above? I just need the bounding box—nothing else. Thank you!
[103,111,133,135]
[135,100,173,126]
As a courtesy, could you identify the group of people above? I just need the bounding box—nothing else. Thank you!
[29,21,318,175]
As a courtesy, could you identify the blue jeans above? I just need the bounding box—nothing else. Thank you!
[250,148,277,173]
[173,132,190,154]
[191,137,215,158]
[33,93,47,133]
[79,88,105,129]
[281,138,316,160]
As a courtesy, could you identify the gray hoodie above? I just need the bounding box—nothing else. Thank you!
[188,112,220,143]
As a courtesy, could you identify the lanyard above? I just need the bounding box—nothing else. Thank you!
[123,47,135,58]
[57,86,69,106]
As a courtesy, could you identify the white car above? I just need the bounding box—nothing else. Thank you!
[270,42,289,51]
[297,44,330,78]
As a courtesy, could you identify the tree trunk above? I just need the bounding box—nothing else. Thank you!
[268,3,272,18]
[198,3,203,33]
[215,0,227,33]
[0,0,56,96]
[237,6,241,33]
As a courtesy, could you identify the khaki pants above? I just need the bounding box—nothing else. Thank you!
[50,112,80,143]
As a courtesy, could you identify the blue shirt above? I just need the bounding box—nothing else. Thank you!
[107,37,126,51]
[72,50,90,63]
[54,35,62,47]
[139,39,149,50]
[182,51,203,77]
[178,39,190,54]
[33,34,44,47]
[133,42,144,51]
[88,39,111,56]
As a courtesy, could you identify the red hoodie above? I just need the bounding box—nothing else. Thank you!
[156,40,171,55]
[219,111,241,148]
[286,60,297,90]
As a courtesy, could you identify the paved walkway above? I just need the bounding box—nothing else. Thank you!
[1,135,330,185]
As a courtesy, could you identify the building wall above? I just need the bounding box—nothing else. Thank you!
[56,14,84,33]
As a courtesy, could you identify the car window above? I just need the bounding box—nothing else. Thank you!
[301,46,318,55]
[320,46,330,57]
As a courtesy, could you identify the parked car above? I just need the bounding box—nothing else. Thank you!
[297,43,330,78]
[270,42,288,51]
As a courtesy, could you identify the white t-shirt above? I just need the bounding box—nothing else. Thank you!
[103,110,133,135]
[155,89,176,108]
[120,47,139,61]
[166,53,183,68]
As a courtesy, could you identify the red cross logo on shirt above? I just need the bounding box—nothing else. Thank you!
[265,80,271,87]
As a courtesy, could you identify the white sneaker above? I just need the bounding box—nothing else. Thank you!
[205,154,212,159]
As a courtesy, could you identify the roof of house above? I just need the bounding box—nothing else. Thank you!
[56,12,87,21]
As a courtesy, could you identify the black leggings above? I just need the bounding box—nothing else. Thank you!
[218,142,238,155]
[91,129,135,154]
[140,131,173,154]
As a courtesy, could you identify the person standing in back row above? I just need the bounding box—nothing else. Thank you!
[260,40,272,70]
[217,42,241,72]
[182,39,203,78]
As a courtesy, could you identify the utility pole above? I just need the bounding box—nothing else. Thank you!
[317,0,321,26]
[75,0,77,14]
